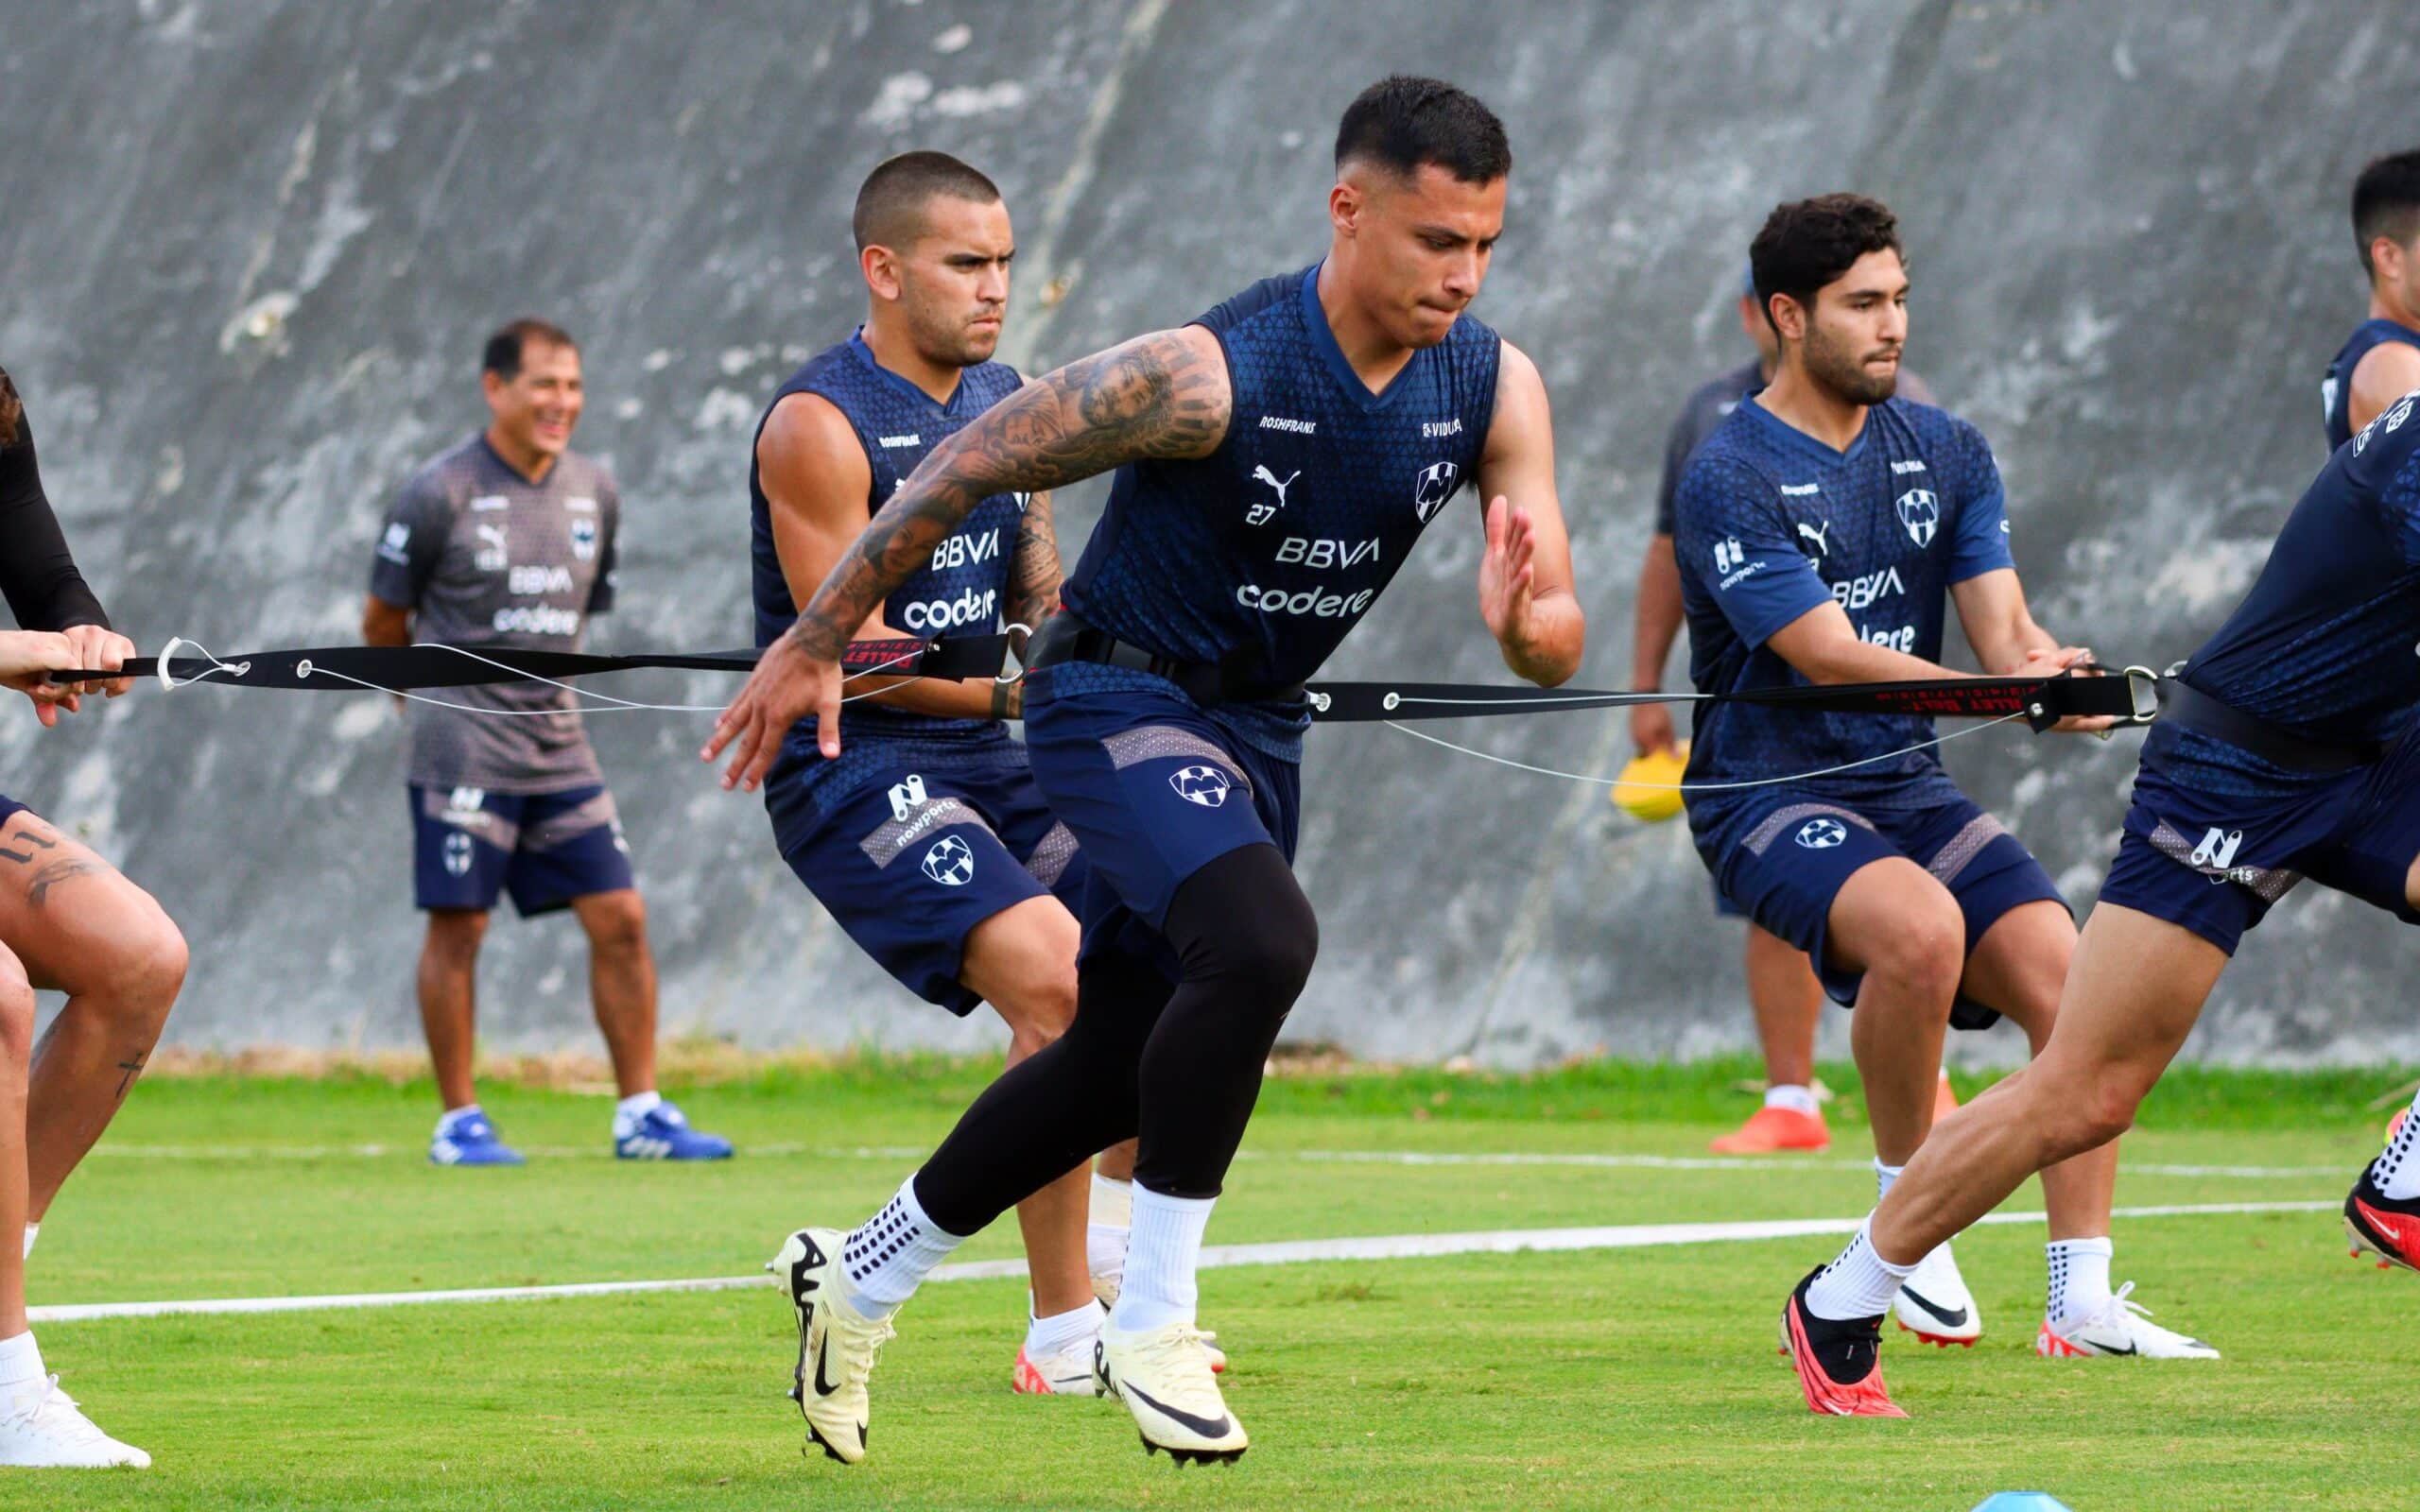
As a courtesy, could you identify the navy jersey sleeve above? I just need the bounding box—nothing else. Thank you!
[1942,418,2015,584]
[1672,452,1833,649]
[1651,398,1702,537]
[369,468,450,609]
[0,414,112,632]
[588,474,621,614]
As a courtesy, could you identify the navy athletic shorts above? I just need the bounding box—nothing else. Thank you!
[1022,679,1301,971]
[409,782,632,917]
[1699,787,2064,1029]
[2097,728,2420,955]
[0,794,28,832]
[769,757,1085,1016]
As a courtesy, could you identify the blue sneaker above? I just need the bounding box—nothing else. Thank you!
[614,1100,734,1161]
[430,1110,525,1167]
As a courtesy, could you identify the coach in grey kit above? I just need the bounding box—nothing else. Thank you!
[364,318,730,1166]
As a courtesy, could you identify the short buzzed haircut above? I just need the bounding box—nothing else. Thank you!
[852,151,1003,253]
[2353,148,2420,278]
[1750,195,1903,332]
[482,318,577,381]
[1334,75,1512,185]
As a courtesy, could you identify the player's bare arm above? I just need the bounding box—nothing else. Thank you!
[706,324,1231,786]
[994,489,1062,719]
[1473,340,1582,686]
[1629,533,1683,752]
[1947,567,2083,674]
[756,389,1021,724]
[2348,340,2420,436]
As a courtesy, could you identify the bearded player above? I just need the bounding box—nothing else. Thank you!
[1671,197,2213,1398]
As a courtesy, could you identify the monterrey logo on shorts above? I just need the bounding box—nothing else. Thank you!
[1894,489,1939,548]
[1169,765,1233,809]
[921,834,977,886]
[1794,817,1849,850]
[441,832,476,876]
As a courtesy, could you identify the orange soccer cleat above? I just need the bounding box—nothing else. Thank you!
[1781,1270,1908,1418]
[1712,1104,1831,1155]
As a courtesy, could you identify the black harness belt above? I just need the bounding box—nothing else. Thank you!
[1023,613,1307,711]
[2152,679,2382,773]
[54,634,1014,691]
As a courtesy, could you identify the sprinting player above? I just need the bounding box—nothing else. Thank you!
[1672,196,2211,1370]
[749,150,1169,1397]
[1632,263,1945,1156]
[708,77,1581,1465]
[2322,149,2420,450]
[1786,387,2420,1417]
[365,321,729,1167]
[0,366,188,1469]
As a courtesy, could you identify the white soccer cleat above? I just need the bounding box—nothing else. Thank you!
[2036,1281,2220,1360]
[1095,1316,1247,1465]
[1893,1241,1983,1347]
[1095,1273,1228,1372]
[1011,1334,1102,1396]
[768,1228,895,1465]
[0,1376,151,1469]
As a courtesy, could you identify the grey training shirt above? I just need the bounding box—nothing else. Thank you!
[369,434,620,793]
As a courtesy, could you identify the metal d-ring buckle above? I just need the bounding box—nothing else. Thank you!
[2121,664,2159,725]
[995,623,1033,685]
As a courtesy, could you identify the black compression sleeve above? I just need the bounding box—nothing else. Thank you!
[0,414,112,632]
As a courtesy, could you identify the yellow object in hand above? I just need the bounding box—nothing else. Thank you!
[1611,743,1688,822]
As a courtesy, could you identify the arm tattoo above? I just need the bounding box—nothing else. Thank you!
[784,331,1229,659]
[1005,490,1063,632]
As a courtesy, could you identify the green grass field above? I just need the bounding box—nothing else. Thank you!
[21,1057,2419,1510]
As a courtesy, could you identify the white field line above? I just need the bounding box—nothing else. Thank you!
[83,1143,2344,1179]
[29,1199,2335,1326]
[1287,1150,2346,1179]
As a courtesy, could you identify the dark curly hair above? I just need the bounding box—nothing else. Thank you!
[0,368,20,450]
[1749,194,1903,332]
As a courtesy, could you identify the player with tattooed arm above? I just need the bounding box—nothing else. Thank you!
[707,78,1582,1465]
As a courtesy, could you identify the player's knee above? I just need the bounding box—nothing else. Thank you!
[997,968,1080,1059]
[1861,896,1963,1005]
[424,909,489,964]
[2065,1068,2149,1151]
[0,954,32,1061]
[109,901,188,1023]
[580,892,648,956]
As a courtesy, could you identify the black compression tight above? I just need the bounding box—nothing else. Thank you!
[913,843,1318,1233]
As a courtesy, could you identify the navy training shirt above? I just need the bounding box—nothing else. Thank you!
[1654,361,1764,537]
[2321,318,2420,452]
[1054,263,1501,761]
[749,330,1028,751]
[2155,388,2420,796]
[1671,395,2014,818]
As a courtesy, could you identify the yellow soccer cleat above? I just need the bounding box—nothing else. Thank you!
[1611,743,1688,822]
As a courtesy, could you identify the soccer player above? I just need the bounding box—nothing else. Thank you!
[1632,264,1944,1156]
[1785,385,2420,1418]
[2322,149,2420,450]
[708,77,1582,1464]
[747,150,1158,1396]
[0,365,188,1468]
[1671,196,2211,1375]
[365,322,729,1167]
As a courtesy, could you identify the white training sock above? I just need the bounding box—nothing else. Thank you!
[1804,1218,1917,1321]
[2047,1236,2115,1326]
[434,1104,484,1137]
[20,1224,34,1260]
[613,1090,664,1138]
[1764,1084,1820,1116]
[841,1177,964,1314]
[1025,1297,1102,1359]
[1113,1185,1215,1333]
[1874,1158,1904,1203]
[1087,1174,1133,1281]
[2374,1093,2420,1200]
[0,1332,43,1397]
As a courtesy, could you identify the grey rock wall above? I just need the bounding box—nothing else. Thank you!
[4,0,2417,1063]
